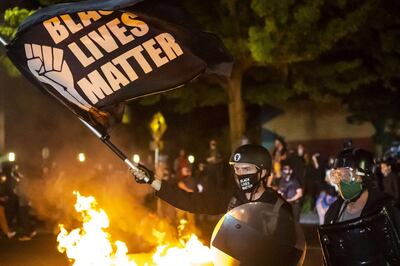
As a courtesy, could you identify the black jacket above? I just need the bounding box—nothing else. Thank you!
[382,172,399,200]
[156,179,292,215]
[324,188,394,225]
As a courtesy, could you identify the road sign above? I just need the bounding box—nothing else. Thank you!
[149,112,167,141]
[149,140,164,151]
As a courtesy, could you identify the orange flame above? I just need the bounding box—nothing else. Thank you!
[57,192,213,266]
[57,191,137,266]
[152,233,213,266]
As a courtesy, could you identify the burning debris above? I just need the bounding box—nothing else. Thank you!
[57,192,137,266]
[152,234,213,266]
[57,192,213,266]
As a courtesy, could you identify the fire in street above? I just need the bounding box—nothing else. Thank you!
[56,191,213,266]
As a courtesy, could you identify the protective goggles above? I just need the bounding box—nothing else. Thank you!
[329,167,363,184]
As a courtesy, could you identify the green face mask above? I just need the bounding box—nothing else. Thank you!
[338,180,363,200]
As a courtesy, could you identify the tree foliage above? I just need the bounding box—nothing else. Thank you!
[147,0,385,105]
[138,0,399,146]
[0,7,36,76]
[331,0,400,146]
[244,0,379,101]
[345,86,400,147]
[0,7,35,39]
[1,0,399,146]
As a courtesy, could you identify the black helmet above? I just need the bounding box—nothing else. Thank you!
[229,144,272,173]
[333,147,375,177]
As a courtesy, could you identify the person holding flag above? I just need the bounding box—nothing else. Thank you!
[3,0,306,264]
[132,144,306,265]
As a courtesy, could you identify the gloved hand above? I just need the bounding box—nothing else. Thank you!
[130,164,155,184]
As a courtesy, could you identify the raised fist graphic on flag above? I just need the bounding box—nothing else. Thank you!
[24,44,92,111]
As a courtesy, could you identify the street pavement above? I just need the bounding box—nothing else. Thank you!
[0,233,69,266]
[0,224,322,266]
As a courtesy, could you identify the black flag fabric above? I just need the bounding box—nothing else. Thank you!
[6,0,232,134]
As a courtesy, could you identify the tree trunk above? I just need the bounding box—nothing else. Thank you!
[227,67,245,151]
[0,69,5,153]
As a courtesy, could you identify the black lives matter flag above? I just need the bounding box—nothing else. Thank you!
[6,0,232,134]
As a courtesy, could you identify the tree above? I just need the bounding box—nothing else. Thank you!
[0,7,36,76]
[289,0,400,150]
[142,0,379,150]
[345,86,400,150]
[0,1,79,75]
[338,0,400,150]
[2,0,399,150]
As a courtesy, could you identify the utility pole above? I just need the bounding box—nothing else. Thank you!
[0,78,4,154]
[0,36,8,154]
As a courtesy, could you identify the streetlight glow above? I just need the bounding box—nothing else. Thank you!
[8,152,16,162]
[78,153,86,163]
[133,154,140,164]
[188,155,195,164]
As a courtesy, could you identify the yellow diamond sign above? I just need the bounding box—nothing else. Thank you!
[150,112,167,141]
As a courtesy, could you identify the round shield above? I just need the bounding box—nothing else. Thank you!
[318,204,400,266]
[210,201,306,266]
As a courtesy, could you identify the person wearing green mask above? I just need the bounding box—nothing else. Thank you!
[324,144,389,222]
[318,142,400,265]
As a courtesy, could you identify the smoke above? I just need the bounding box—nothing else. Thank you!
[2,58,202,253]
[4,76,187,251]
[19,156,182,253]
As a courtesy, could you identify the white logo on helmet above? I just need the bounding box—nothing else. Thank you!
[233,153,241,162]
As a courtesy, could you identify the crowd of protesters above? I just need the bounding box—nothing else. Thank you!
[1,138,399,240]
[151,138,400,226]
[268,139,400,224]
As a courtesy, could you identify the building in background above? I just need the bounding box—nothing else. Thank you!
[261,99,375,157]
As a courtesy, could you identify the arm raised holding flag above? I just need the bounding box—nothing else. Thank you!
[2,0,232,182]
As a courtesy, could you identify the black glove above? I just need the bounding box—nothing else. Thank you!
[130,164,155,184]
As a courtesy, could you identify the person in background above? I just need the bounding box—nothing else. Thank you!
[0,204,15,239]
[380,158,399,200]
[205,139,225,188]
[174,148,190,181]
[278,160,303,221]
[306,153,324,208]
[193,162,208,193]
[315,183,337,225]
[0,164,16,239]
[269,137,287,190]
[289,144,307,193]
[13,167,37,241]
[155,160,177,223]
[177,166,197,193]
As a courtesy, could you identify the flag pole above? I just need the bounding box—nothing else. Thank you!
[78,118,139,171]
[0,36,139,172]
[0,36,6,155]
[0,36,146,177]
[0,36,7,47]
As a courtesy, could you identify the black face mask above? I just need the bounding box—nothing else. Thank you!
[236,171,260,193]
